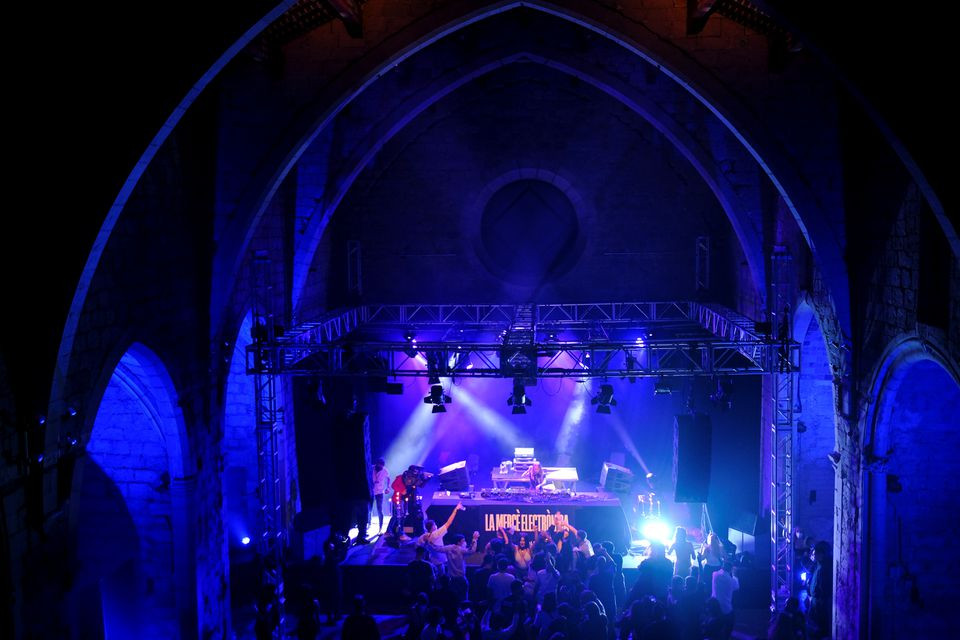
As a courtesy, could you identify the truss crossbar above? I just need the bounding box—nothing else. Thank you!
[281,302,721,345]
[248,341,789,377]
[251,302,796,379]
[281,301,766,337]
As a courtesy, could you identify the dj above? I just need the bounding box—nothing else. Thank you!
[522,461,546,490]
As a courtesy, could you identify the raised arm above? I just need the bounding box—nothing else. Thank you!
[443,501,463,529]
[469,531,479,553]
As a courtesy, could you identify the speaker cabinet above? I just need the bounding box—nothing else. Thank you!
[600,461,634,493]
[673,413,712,502]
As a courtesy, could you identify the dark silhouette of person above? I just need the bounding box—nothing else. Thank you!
[630,542,674,604]
[342,594,381,640]
[806,541,832,638]
[406,545,437,599]
[768,596,806,640]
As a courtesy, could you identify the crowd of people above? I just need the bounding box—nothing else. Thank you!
[282,508,831,640]
[394,512,752,640]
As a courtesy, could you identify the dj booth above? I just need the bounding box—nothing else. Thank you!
[426,491,632,551]
[490,466,580,490]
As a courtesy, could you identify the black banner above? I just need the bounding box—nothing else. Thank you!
[426,495,632,551]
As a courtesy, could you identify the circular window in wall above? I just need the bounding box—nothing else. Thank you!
[479,179,583,286]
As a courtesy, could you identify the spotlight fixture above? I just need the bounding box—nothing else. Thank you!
[456,353,474,371]
[591,383,617,414]
[709,378,734,411]
[625,354,638,383]
[543,330,560,357]
[654,378,673,395]
[507,380,532,415]
[403,329,419,358]
[427,351,446,384]
[424,384,451,413]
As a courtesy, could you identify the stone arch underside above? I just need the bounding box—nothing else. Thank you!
[206,1,849,338]
[70,344,196,639]
[865,341,960,638]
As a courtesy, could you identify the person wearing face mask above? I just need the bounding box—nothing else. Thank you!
[371,458,390,532]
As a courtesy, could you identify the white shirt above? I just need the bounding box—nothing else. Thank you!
[711,569,740,614]
[372,467,390,494]
[418,524,449,564]
[578,538,595,558]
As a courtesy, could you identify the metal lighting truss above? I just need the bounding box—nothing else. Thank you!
[247,301,795,379]
[251,254,285,633]
[247,297,797,616]
[770,254,796,612]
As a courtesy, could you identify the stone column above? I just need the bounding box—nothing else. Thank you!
[171,476,199,640]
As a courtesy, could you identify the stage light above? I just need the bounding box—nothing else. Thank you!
[654,378,673,395]
[241,536,251,546]
[427,351,448,384]
[800,571,808,582]
[454,353,473,371]
[403,329,419,358]
[710,378,733,410]
[507,380,532,414]
[640,518,670,544]
[424,384,451,413]
[625,354,638,383]
[645,472,654,479]
[591,383,617,414]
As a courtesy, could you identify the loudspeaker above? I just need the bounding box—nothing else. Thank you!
[438,460,470,491]
[332,411,372,501]
[673,413,711,502]
[600,462,634,493]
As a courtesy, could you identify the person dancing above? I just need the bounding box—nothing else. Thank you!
[668,526,696,577]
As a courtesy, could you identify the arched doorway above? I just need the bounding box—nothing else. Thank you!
[70,344,195,638]
[866,343,960,637]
